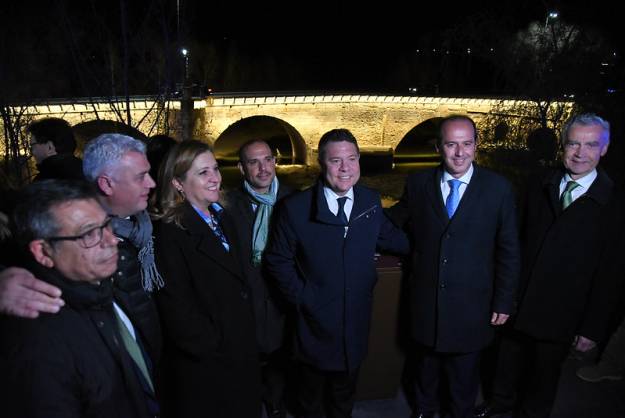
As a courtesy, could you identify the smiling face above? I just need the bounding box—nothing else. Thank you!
[238,141,276,193]
[174,151,221,210]
[321,141,360,196]
[104,151,156,217]
[562,123,609,180]
[437,118,477,178]
[42,199,118,283]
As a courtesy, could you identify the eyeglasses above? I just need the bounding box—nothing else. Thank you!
[47,217,113,249]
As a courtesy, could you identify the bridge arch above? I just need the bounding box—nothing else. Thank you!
[394,117,442,161]
[213,116,306,165]
[73,120,146,155]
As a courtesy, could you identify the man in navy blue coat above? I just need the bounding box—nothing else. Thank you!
[387,115,520,418]
[264,129,408,418]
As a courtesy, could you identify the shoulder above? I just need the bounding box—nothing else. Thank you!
[354,183,381,202]
[474,166,513,190]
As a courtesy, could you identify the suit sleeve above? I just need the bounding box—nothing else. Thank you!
[264,204,304,305]
[376,212,410,255]
[385,178,413,229]
[492,182,521,315]
[154,226,223,358]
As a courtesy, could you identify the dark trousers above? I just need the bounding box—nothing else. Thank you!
[261,349,287,410]
[414,345,481,418]
[490,330,570,418]
[297,362,359,418]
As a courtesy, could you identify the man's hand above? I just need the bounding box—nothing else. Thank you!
[0,267,64,318]
[572,335,597,352]
[491,312,509,326]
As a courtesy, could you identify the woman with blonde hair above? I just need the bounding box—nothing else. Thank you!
[152,140,261,418]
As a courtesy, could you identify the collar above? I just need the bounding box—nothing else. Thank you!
[561,169,597,190]
[323,186,354,202]
[441,163,474,185]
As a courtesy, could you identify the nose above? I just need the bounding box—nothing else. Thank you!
[146,174,156,189]
[102,226,118,247]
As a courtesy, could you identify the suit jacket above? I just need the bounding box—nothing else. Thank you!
[0,263,153,418]
[387,164,520,353]
[264,181,409,371]
[154,202,261,418]
[513,167,625,343]
[224,182,293,354]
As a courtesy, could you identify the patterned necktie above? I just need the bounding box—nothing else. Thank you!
[561,180,580,210]
[446,179,462,218]
[336,197,349,225]
[113,308,154,394]
[209,206,230,252]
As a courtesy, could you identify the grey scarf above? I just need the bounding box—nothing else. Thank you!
[111,210,164,292]
[244,176,278,266]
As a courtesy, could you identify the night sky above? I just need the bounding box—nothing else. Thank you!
[1,0,622,97]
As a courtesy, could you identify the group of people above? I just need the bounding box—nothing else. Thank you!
[0,112,622,418]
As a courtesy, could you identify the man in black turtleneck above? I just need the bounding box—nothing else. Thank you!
[0,180,157,418]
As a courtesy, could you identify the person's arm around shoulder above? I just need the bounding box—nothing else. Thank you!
[0,267,63,318]
[263,202,303,305]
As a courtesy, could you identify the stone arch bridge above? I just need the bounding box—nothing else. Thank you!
[14,93,564,165]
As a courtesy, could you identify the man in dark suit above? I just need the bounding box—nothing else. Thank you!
[387,115,520,418]
[225,139,293,418]
[0,180,154,418]
[265,129,408,418]
[475,113,625,418]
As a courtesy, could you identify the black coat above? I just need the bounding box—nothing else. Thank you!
[513,168,625,343]
[0,264,153,418]
[224,182,293,354]
[154,202,261,418]
[33,153,84,181]
[387,164,520,353]
[264,182,409,371]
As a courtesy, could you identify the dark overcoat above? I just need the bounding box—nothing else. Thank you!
[0,264,153,418]
[264,181,408,371]
[386,164,520,353]
[513,168,625,343]
[154,202,261,418]
[224,183,293,354]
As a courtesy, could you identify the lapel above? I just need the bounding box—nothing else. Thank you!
[181,202,243,281]
[542,169,563,216]
[313,181,346,226]
[425,166,448,227]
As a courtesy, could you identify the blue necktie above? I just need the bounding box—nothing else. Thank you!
[446,179,462,218]
[336,197,348,225]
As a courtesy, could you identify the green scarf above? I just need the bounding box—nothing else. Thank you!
[244,176,278,266]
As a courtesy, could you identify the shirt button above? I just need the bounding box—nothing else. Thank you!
[120,255,126,261]
[442,258,448,264]
[97,321,104,327]
[240,290,248,300]
[440,283,446,289]
[117,271,123,276]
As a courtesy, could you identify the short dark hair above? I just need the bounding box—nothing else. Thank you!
[27,118,77,154]
[438,115,478,145]
[238,139,273,163]
[317,129,360,162]
[12,179,98,248]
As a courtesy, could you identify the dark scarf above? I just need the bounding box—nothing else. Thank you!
[111,210,164,292]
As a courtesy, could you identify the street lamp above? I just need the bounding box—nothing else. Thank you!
[181,48,189,80]
[545,11,558,28]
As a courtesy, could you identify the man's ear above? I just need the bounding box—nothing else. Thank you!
[97,175,114,197]
[29,239,55,268]
[237,162,245,176]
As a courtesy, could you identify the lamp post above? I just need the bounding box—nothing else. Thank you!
[180,47,192,141]
[545,11,558,29]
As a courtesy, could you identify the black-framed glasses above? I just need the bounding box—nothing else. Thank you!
[46,217,113,249]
